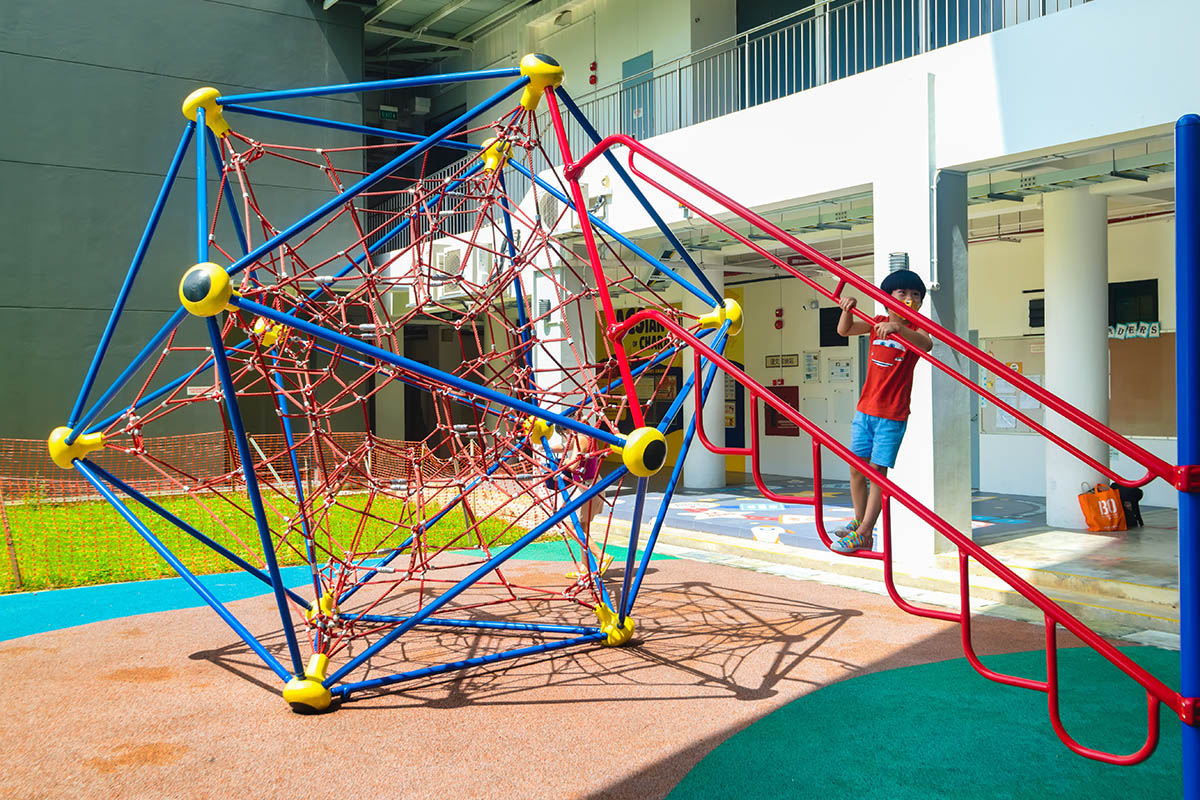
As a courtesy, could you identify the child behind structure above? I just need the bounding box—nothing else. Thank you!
[830,269,934,553]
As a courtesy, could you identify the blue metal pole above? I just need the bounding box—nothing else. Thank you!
[618,478,648,624]
[269,363,320,600]
[74,459,293,682]
[205,127,250,258]
[332,632,607,699]
[218,68,522,105]
[69,307,190,443]
[1177,113,1200,800]
[68,122,196,429]
[324,466,627,686]
[206,317,307,678]
[630,338,727,608]
[224,76,529,279]
[83,460,311,608]
[496,172,536,392]
[232,296,625,447]
[506,160,714,305]
[196,107,208,264]
[222,104,481,153]
[557,87,723,304]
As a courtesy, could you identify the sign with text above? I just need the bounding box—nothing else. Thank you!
[764,385,800,437]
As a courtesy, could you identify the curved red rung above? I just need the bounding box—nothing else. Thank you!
[746,398,812,506]
[958,552,1050,691]
[693,351,752,457]
[1044,619,1162,765]
[878,496,952,616]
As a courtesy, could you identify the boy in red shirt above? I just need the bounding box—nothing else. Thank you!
[831,269,933,553]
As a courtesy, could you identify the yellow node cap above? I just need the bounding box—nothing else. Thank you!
[253,317,283,348]
[179,263,238,317]
[479,137,513,172]
[614,427,667,478]
[283,653,332,713]
[47,427,106,470]
[593,603,635,647]
[305,591,338,622]
[518,53,564,111]
[181,87,231,137]
[721,297,743,336]
[524,416,555,443]
[698,298,743,336]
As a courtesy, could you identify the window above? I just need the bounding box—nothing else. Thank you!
[1109,279,1158,325]
[1028,298,1044,328]
[819,306,848,347]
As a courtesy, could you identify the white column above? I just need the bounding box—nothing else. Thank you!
[1044,187,1110,527]
[868,73,971,567]
[683,266,726,489]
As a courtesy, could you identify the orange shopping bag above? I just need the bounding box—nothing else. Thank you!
[1077,482,1127,532]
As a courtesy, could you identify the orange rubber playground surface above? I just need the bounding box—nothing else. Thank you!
[0,552,1181,799]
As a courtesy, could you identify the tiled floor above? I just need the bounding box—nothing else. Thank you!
[604,472,1180,590]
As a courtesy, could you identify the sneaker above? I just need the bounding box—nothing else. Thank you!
[831,527,874,554]
[833,519,859,536]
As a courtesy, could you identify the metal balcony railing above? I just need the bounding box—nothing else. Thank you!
[369,0,1093,247]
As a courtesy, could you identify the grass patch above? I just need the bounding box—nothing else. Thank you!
[0,489,533,593]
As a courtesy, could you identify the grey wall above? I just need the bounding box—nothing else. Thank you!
[0,1,364,439]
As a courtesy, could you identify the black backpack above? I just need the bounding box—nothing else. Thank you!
[1117,485,1144,528]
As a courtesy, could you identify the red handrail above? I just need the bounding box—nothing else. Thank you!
[550,117,1192,764]
[611,307,1188,763]
[568,132,1178,491]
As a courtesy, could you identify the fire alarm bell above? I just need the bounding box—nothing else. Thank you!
[589,75,597,84]
[774,320,784,330]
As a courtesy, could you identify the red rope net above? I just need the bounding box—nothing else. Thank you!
[79,104,697,659]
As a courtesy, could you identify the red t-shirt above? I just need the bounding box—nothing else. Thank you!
[856,315,920,421]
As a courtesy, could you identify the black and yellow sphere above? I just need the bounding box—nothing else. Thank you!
[179,262,234,317]
[519,53,564,110]
[620,427,668,478]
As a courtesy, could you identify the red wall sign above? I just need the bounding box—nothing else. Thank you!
[764,385,800,437]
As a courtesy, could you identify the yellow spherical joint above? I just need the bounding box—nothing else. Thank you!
[181,87,231,137]
[283,653,333,713]
[519,53,564,111]
[615,427,668,478]
[305,591,338,623]
[698,297,744,336]
[523,416,556,443]
[721,298,743,336]
[593,603,635,647]
[47,427,106,470]
[179,263,237,317]
[252,316,283,348]
[479,137,513,173]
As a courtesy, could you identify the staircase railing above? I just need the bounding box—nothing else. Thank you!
[579,133,1194,765]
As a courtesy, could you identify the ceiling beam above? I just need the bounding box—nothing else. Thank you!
[365,22,475,50]
[411,0,474,34]
[453,0,539,41]
[366,0,411,26]
[366,49,462,63]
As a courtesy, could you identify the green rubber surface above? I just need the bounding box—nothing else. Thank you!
[669,646,1182,799]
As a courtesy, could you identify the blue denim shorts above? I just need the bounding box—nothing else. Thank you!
[850,411,908,469]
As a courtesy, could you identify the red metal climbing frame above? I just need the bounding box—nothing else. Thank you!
[569,132,1194,765]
